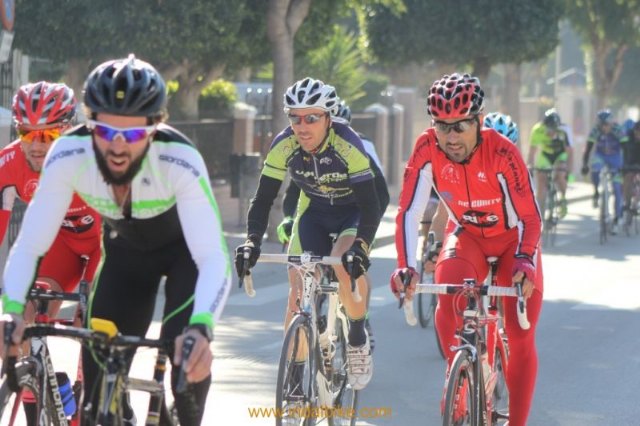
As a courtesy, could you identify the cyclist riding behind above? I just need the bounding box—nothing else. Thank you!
[581,109,627,234]
[235,77,381,391]
[0,81,102,424]
[0,82,102,319]
[0,55,231,425]
[389,73,543,426]
[622,120,640,215]
[276,100,389,352]
[527,108,573,219]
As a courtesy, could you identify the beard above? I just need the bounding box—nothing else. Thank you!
[93,140,149,185]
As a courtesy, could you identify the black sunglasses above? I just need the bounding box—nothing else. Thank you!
[288,113,327,125]
[433,117,476,134]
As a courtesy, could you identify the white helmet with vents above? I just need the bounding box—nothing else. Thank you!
[283,77,340,115]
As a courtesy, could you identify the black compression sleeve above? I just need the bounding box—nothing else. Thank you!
[282,180,301,218]
[247,175,282,243]
[351,178,381,247]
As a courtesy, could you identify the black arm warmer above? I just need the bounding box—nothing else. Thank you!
[246,175,282,244]
[282,180,301,218]
[351,178,381,247]
[369,158,390,218]
[583,141,594,166]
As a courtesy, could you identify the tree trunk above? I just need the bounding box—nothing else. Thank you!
[265,0,311,241]
[503,63,521,124]
[471,56,491,83]
[63,58,92,103]
[592,42,628,110]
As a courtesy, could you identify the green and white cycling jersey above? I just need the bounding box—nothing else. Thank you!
[2,124,231,327]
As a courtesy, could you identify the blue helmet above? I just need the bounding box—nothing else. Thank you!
[334,101,352,123]
[622,118,635,134]
[483,112,519,144]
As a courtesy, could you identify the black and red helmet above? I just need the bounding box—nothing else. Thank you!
[427,73,484,119]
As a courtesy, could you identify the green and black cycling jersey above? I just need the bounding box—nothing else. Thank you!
[247,121,380,246]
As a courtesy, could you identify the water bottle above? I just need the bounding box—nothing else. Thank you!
[55,372,77,417]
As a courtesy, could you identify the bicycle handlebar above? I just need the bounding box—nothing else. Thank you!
[245,253,363,301]
[413,282,530,330]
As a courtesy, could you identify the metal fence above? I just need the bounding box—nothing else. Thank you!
[171,119,234,181]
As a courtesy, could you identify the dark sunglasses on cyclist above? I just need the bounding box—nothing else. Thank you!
[433,117,476,134]
[88,120,156,144]
[18,127,64,144]
[288,113,327,125]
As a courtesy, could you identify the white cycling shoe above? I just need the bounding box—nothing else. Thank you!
[346,331,373,390]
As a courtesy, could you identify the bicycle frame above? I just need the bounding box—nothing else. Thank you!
[416,281,528,425]
[249,253,359,425]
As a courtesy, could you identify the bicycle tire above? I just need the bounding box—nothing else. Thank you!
[0,358,57,426]
[490,334,509,424]
[327,316,358,426]
[442,351,478,426]
[600,186,608,244]
[543,187,558,247]
[276,314,317,426]
[417,259,436,328]
[434,319,446,360]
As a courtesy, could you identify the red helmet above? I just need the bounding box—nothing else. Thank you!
[12,81,77,126]
[427,73,484,119]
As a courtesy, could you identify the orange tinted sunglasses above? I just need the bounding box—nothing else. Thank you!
[18,127,63,144]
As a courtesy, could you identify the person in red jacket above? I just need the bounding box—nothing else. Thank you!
[389,73,543,426]
[0,81,102,319]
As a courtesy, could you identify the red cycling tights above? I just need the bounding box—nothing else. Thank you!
[434,229,543,426]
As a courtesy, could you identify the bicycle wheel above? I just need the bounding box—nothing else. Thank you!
[442,351,478,426]
[327,316,358,426]
[417,290,437,329]
[414,245,435,328]
[276,314,317,426]
[0,358,54,426]
[599,186,608,244]
[543,187,558,247]
[490,333,509,424]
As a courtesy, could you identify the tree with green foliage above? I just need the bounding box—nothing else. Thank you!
[611,47,640,108]
[13,0,269,120]
[366,0,563,82]
[565,0,640,110]
[295,26,368,105]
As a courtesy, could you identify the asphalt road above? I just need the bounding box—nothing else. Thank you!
[13,182,640,425]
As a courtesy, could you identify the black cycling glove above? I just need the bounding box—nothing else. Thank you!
[234,234,261,277]
[341,239,371,280]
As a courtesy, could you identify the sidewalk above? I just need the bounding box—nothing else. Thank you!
[217,181,595,251]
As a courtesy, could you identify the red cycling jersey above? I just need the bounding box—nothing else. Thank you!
[0,140,101,291]
[395,128,541,270]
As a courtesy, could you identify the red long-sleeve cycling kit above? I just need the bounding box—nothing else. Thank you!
[395,127,543,426]
[0,140,102,292]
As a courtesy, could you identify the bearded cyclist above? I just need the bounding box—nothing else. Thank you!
[389,73,543,426]
[235,77,381,391]
[0,55,231,425]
